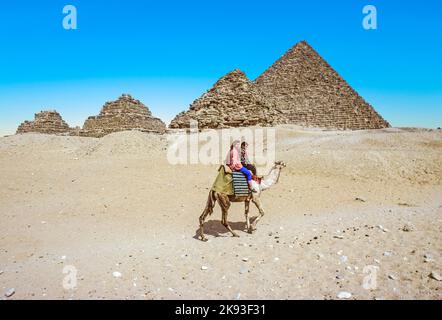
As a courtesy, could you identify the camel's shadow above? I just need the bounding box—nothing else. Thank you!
[193,217,258,240]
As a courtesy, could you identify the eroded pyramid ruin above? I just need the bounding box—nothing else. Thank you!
[255,41,390,130]
[80,94,166,138]
[169,69,281,129]
[16,110,73,135]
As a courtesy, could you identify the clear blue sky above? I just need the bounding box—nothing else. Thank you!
[0,0,441,135]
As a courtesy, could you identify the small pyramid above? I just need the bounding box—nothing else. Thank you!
[170,69,280,129]
[16,110,72,135]
[255,41,390,130]
[80,94,166,137]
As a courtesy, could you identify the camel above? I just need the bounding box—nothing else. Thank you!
[198,161,286,241]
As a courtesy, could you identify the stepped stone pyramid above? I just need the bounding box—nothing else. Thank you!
[255,41,390,129]
[169,69,281,129]
[170,41,389,130]
[80,94,166,138]
[16,110,72,135]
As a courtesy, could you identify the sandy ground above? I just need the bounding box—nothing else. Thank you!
[0,126,441,300]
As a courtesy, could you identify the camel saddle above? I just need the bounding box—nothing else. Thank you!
[232,172,251,196]
[212,165,261,196]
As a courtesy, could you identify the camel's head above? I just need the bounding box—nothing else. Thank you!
[274,161,286,169]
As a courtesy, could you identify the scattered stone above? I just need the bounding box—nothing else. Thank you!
[239,267,249,274]
[398,203,413,207]
[377,225,389,233]
[388,274,398,280]
[383,251,393,257]
[424,254,434,263]
[402,223,415,232]
[242,258,249,262]
[201,266,208,271]
[334,235,344,239]
[355,197,366,203]
[429,271,442,281]
[112,271,122,278]
[5,288,15,298]
[235,293,241,300]
[337,291,352,299]
[339,256,348,263]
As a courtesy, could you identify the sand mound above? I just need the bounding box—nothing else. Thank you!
[0,131,167,160]
[277,127,442,185]
[0,133,91,156]
[74,130,167,158]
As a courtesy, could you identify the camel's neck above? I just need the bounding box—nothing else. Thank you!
[260,167,281,191]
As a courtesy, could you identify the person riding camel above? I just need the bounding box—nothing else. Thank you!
[240,141,257,176]
[226,140,258,193]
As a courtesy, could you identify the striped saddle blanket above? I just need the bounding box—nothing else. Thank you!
[232,172,251,196]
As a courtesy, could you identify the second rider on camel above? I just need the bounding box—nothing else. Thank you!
[226,140,259,193]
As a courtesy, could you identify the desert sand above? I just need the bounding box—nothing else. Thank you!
[0,126,441,300]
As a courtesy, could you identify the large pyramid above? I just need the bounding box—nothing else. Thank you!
[16,110,73,135]
[80,94,166,137]
[170,69,281,129]
[255,41,390,129]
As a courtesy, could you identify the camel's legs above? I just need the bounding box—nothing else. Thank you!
[251,197,265,231]
[199,192,216,241]
[199,209,211,241]
[244,200,251,233]
[219,198,239,238]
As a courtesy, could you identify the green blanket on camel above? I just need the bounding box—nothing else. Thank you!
[211,165,234,196]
